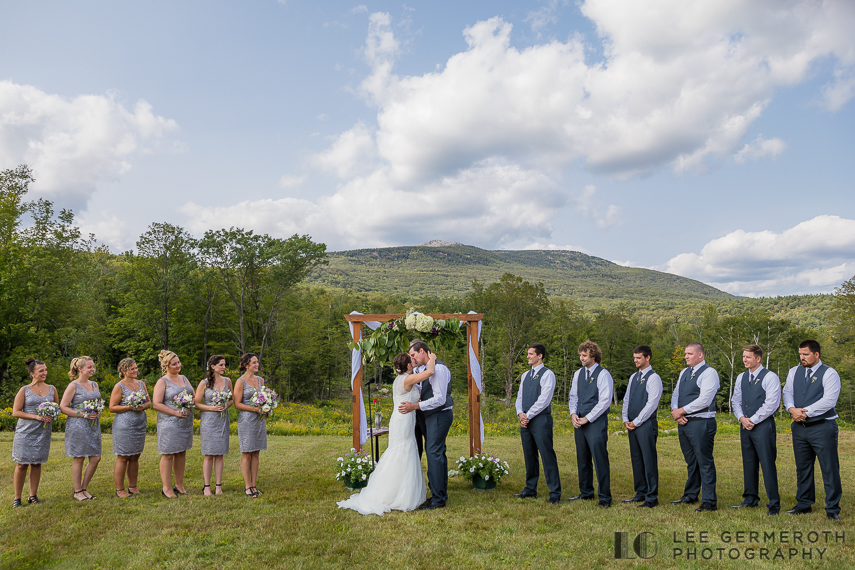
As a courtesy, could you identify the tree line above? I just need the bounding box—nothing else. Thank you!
[2,164,854,421]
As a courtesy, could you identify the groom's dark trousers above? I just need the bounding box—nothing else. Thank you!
[425,409,453,505]
[415,409,427,459]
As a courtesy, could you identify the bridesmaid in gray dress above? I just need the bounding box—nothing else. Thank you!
[59,356,102,501]
[11,358,58,507]
[152,350,194,499]
[194,354,233,496]
[108,358,151,498]
[234,353,268,498]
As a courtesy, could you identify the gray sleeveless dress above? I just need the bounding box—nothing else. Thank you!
[156,376,194,455]
[64,382,103,458]
[200,379,230,456]
[237,378,267,453]
[112,380,147,456]
[12,385,55,464]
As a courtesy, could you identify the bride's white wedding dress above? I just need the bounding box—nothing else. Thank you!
[337,373,426,515]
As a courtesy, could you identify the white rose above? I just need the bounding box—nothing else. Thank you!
[262,404,271,413]
[362,474,367,481]
[469,467,475,473]
[485,475,490,480]
[337,457,343,462]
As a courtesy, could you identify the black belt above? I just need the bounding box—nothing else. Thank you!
[801,419,830,427]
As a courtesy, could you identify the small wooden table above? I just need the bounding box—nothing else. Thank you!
[367,427,389,462]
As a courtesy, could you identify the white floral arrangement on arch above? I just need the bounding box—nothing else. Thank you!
[455,452,510,483]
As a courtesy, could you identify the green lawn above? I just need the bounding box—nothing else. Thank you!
[1,431,853,569]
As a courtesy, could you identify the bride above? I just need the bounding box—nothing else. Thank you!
[337,352,436,515]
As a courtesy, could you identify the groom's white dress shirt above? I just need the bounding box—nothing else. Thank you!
[416,363,453,412]
[514,363,556,420]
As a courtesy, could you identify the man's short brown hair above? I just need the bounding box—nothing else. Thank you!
[743,344,763,358]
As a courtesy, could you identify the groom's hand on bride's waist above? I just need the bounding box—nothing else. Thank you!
[398,402,420,414]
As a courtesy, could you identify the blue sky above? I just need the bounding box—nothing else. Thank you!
[1,0,854,296]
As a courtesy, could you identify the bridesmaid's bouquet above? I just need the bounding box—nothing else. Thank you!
[36,401,60,429]
[172,390,195,416]
[122,390,147,409]
[211,389,232,418]
[78,399,105,427]
[250,386,279,416]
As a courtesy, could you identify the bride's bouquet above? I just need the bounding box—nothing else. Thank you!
[36,401,60,429]
[77,399,105,427]
[210,389,232,418]
[172,390,195,416]
[250,386,279,417]
[122,389,147,410]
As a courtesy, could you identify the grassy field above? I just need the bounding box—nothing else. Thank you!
[1,430,853,570]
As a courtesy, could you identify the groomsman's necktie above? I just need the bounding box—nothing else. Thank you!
[750,373,755,384]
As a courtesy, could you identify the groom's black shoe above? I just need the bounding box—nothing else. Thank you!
[547,497,560,505]
[417,499,432,510]
[419,501,445,510]
[513,490,537,499]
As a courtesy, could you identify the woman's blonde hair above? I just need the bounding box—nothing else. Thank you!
[68,356,94,381]
[117,358,136,380]
[158,350,178,375]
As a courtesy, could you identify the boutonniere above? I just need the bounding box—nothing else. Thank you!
[810,376,818,384]
[639,377,646,385]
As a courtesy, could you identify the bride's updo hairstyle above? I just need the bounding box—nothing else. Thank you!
[393,353,411,375]
[158,350,178,375]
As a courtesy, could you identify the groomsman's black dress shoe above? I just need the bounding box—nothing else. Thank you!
[695,503,717,512]
[567,494,595,502]
[513,491,537,499]
[767,509,779,516]
[638,500,658,508]
[786,507,812,515]
[417,499,432,509]
[827,513,840,521]
[622,496,644,503]
[730,502,759,509]
[670,496,698,505]
[419,502,445,510]
[598,500,611,509]
[547,497,560,505]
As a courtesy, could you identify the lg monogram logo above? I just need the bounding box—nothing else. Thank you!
[614,532,657,559]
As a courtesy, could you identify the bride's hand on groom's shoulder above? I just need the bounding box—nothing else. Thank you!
[429,353,437,362]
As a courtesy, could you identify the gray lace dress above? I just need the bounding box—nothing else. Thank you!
[156,376,194,455]
[112,380,147,456]
[200,379,230,456]
[64,382,103,458]
[237,378,267,453]
[12,385,55,464]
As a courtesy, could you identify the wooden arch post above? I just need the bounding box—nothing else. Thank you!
[345,313,484,457]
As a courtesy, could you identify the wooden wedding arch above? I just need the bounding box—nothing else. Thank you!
[345,313,484,457]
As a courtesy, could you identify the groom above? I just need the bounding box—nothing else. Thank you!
[398,340,453,510]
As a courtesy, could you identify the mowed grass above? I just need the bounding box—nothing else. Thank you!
[1,430,854,570]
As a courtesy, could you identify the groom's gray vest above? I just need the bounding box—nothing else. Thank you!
[420,359,453,417]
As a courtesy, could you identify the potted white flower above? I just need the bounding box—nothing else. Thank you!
[455,452,510,491]
[335,448,376,490]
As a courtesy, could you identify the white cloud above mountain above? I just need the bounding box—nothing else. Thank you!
[660,216,855,295]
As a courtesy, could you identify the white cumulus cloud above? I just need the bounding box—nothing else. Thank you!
[190,2,855,250]
[660,216,855,295]
[0,81,178,210]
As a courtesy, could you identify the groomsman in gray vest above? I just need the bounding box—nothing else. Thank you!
[670,342,720,512]
[782,340,842,520]
[621,345,662,508]
[568,340,613,508]
[514,343,561,504]
[398,340,453,510]
[730,344,781,515]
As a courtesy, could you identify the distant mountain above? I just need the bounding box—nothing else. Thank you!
[305,244,733,309]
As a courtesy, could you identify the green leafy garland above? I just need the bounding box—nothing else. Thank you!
[351,308,464,364]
